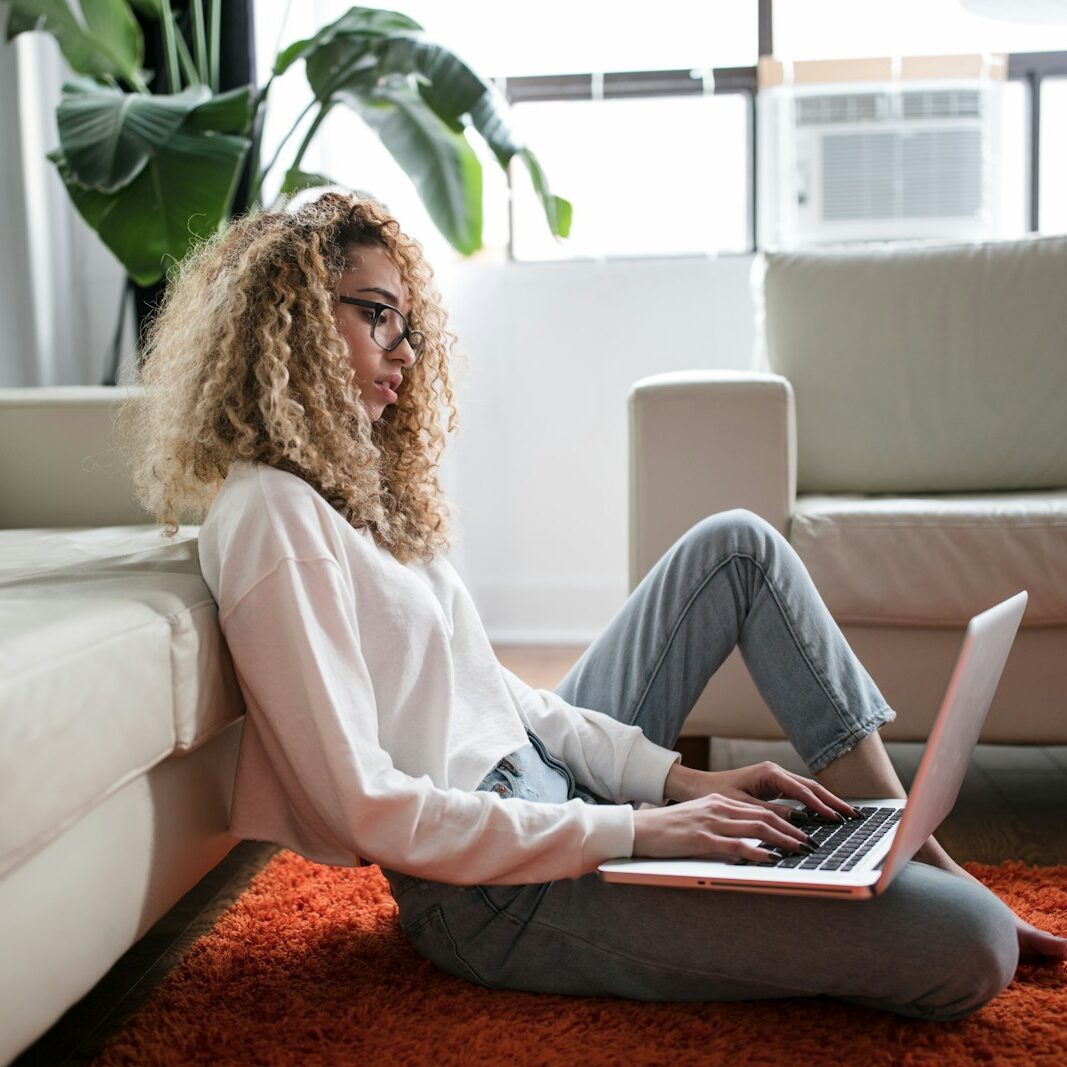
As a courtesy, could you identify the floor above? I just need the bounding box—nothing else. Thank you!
[14,644,1067,1065]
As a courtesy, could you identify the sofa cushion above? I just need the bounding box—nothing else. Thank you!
[790,489,1067,627]
[758,234,1067,494]
[0,526,244,878]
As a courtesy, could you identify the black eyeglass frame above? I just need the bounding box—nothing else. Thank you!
[336,295,425,360]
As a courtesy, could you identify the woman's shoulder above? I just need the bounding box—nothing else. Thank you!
[200,460,366,595]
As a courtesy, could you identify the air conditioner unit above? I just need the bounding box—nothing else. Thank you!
[758,79,1004,248]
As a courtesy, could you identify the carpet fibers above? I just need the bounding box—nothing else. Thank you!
[91,856,1066,1066]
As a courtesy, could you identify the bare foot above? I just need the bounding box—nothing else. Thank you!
[914,838,1067,964]
[1014,917,1067,963]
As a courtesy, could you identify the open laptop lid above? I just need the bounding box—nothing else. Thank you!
[872,590,1028,895]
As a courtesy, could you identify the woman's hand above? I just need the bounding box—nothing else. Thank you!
[664,760,860,822]
[631,760,862,864]
[632,789,817,863]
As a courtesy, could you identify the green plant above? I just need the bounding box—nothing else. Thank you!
[3,1,572,286]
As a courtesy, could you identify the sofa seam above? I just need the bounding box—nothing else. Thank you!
[0,741,175,878]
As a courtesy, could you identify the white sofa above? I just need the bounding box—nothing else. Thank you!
[0,387,246,1064]
[629,234,1067,748]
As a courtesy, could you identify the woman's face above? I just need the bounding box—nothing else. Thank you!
[333,241,418,421]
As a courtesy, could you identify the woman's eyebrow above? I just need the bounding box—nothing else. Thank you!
[357,286,402,306]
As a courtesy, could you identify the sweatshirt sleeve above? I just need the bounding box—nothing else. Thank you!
[218,555,637,885]
[497,664,681,806]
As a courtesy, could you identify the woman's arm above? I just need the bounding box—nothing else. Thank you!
[220,556,637,885]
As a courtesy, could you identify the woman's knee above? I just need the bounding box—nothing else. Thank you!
[903,876,1019,1022]
[689,508,781,556]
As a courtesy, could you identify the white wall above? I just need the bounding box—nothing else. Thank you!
[400,253,758,644]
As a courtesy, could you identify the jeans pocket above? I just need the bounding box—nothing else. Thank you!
[478,766,517,799]
[475,880,551,923]
[405,904,491,987]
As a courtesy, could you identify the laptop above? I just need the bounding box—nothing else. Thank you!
[598,590,1028,900]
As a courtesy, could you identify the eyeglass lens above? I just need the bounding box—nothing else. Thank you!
[373,307,423,358]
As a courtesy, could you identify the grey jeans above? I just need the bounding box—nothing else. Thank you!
[383,510,1019,1021]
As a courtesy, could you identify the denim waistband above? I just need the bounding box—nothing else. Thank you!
[475,728,572,804]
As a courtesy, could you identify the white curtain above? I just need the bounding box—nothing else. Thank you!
[1,34,131,388]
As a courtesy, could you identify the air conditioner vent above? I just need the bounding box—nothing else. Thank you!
[901,89,982,120]
[796,93,887,126]
[900,129,982,216]
[821,128,983,221]
[822,133,897,219]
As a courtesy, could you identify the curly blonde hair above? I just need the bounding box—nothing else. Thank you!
[114,191,468,564]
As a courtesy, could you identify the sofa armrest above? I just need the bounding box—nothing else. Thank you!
[0,385,149,529]
[628,370,796,590]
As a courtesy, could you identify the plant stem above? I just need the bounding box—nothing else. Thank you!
[191,0,209,85]
[174,28,201,87]
[286,102,332,181]
[159,0,182,93]
[208,0,221,93]
[248,94,321,205]
[244,77,274,211]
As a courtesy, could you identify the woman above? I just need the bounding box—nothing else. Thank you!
[118,191,1064,1022]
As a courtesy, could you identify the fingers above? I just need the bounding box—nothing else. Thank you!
[704,835,781,865]
[730,819,814,855]
[705,796,813,850]
[714,795,812,845]
[764,767,860,821]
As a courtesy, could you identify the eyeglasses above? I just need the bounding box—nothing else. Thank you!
[336,295,425,362]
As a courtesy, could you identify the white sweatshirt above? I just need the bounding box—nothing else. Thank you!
[195,459,680,885]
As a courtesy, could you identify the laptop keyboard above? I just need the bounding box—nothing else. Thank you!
[734,806,903,872]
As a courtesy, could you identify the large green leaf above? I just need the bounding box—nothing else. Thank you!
[57,83,209,192]
[346,83,482,255]
[466,81,523,168]
[46,148,113,230]
[376,35,484,132]
[297,20,570,241]
[5,0,143,82]
[274,5,422,77]
[517,148,573,239]
[452,75,572,239]
[279,166,343,198]
[184,85,256,134]
[52,128,250,285]
[303,42,380,105]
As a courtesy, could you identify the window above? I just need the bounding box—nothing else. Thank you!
[1040,78,1067,233]
[508,91,750,260]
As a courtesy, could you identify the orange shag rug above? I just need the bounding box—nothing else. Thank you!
[92,856,1065,1066]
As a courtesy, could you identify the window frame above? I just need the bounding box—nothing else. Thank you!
[1007,51,1067,231]
[498,66,759,259]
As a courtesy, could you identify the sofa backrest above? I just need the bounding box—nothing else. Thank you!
[0,386,150,528]
[755,235,1067,494]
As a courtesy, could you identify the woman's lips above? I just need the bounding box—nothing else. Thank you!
[375,381,398,402]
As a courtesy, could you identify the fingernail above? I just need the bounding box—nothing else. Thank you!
[797,843,815,854]
[806,833,819,845]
